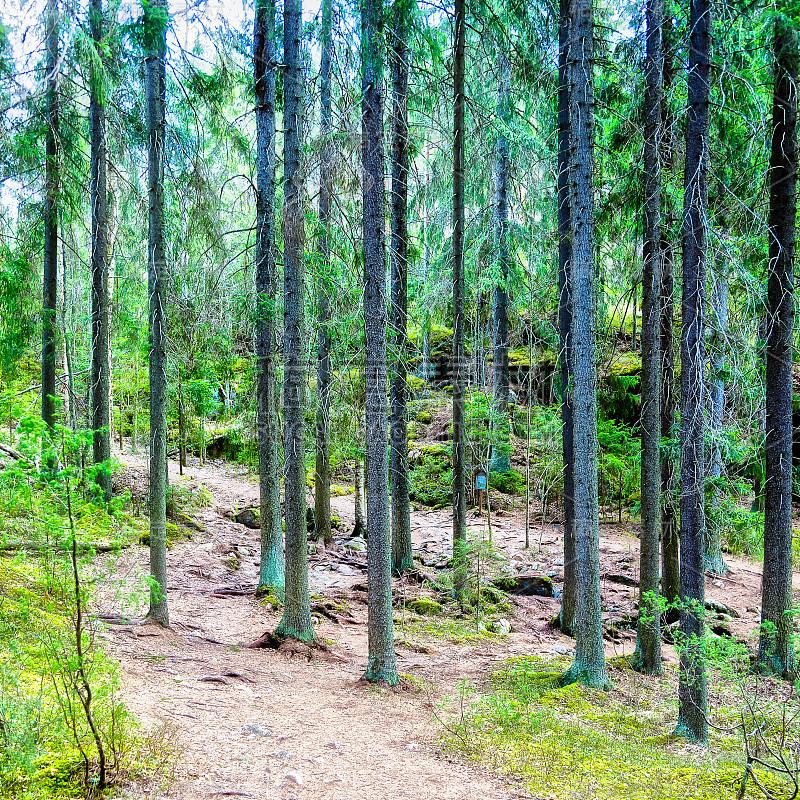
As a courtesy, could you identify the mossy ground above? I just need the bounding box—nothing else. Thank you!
[441,655,791,800]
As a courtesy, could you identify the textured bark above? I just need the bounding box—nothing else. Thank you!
[361,0,398,684]
[676,0,710,743]
[451,0,468,601]
[705,265,728,576]
[145,0,169,627]
[389,0,413,574]
[632,0,663,676]
[314,0,334,547]
[490,51,511,475]
[90,0,111,503]
[277,0,314,642]
[660,215,679,610]
[42,0,59,445]
[354,453,365,538]
[560,0,609,692]
[556,0,576,637]
[758,20,798,680]
[254,0,284,595]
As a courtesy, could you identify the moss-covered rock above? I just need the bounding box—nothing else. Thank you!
[404,597,443,616]
[489,470,526,495]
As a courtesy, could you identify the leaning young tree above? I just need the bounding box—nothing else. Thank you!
[389,0,413,574]
[254,0,284,595]
[42,0,59,445]
[560,0,610,691]
[314,0,334,548]
[451,0,468,601]
[277,0,315,641]
[145,0,169,627]
[556,0,576,637]
[631,0,663,676]
[676,0,711,743]
[362,0,398,683]
[758,14,797,680]
[489,50,511,475]
[89,0,111,503]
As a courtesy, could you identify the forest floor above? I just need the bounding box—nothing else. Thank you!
[96,449,783,800]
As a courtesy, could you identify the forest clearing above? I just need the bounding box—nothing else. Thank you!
[1,0,799,796]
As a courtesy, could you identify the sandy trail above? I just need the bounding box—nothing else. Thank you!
[101,452,774,799]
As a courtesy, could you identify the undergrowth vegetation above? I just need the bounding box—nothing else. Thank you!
[441,654,800,800]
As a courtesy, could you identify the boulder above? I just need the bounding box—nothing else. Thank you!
[492,574,555,597]
[234,507,260,529]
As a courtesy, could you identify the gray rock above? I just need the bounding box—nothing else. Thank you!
[492,574,555,597]
[344,538,366,553]
[605,572,639,587]
[706,599,740,618]
[551,644,572,655]
[337,564,355,575]
[284,771,303,786]
[491,618,512,635]
[270,750,294,761]
[234,508,260,529]
[242,723,272,737]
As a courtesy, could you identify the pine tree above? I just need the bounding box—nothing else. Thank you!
[632,0,663,676]
[676,0,711,744]
[758,16,797,680]
[389,0,413,574]
[559,0,610,692]
[254,0,284,595]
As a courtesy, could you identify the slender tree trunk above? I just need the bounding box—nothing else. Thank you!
[632,0,663,676]
[556,0,576,637]
[361,0,398,683]
[42,0,59,453]
[490,51,511,475]
[354,451,366,538]
[277,0,314,641]
[145,0,169,627]
[451,0,468,601]
[705,263,728,575]
[90,0,111,503]
[560,0,609,691]
[676,0,711,743]
[314,0,334,547]
[758,20,798,680]
[254,0,284,595]
[660,211,679,611]
[390,0,413,574]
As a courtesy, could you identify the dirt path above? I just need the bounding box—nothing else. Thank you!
[100,453,775,799]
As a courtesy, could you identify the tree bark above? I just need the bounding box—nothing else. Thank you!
[632,0,663,676]
[490,50,511,476]
[560,0,609,691]
[42,0,59,451]
[254,0,284,595]
[660,211,679,611]
[361,0,398,684]
[676,0,711,743]
[451,0,468,601]
[145,0,169,627]
[314,0,334,547]
[705,263,728,575]
[758,19,798,680]
[90,0,112,503]
[390,0,413,574]
[556,0,576,637]
[277,0,315,642]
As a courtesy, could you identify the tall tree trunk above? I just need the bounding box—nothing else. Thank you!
[42,0,59,453]
[90,0,111,503]
[676,0,711,743]
[277,0,315,641]
[758,19,798,680]
[705,263,728,575]
[560,0,609,691]
[314,0,334,547]
[632,0,663,676]
[660,210,679,611]
[390,0,413,574]
[490,51,511,475]
[361,0,398,683]
[254,0,284,595]
[556,0,576,637]
[354,450,366,538]
[451,0,468,601]
[145,0,169,627]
